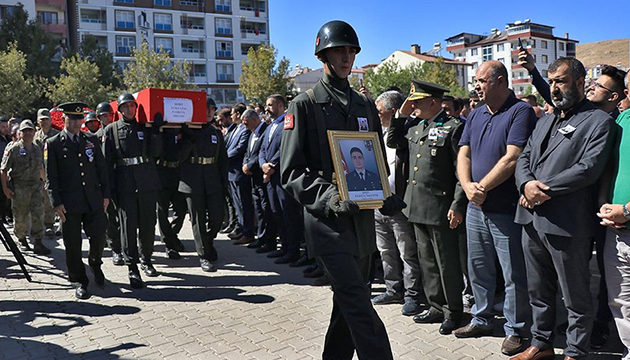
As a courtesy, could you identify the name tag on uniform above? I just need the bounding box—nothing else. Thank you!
[357,117,369,132]
[137,131,144,140]
[428,128,438,141]
[19,148,26,156]
[558,125,576,135]
[211,134,218,144]
[85,140,94,150]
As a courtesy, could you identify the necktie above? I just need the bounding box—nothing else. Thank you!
[360,173,364,181]
[73,135,79,144]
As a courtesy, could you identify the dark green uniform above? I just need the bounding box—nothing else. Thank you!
[280,74,393,360]
[96,127,121,256]
[45,130,109,287]
[387,109,467,321]
[35,127,59,230]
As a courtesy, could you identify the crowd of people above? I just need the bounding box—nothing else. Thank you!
[1,18,630,360]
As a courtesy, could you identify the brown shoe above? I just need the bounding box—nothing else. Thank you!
[501,335,524,356]
[453,322,492,338]
[233,236,255,245]
[509,345,554,360]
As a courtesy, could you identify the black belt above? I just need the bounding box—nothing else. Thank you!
[157,159,179,168]
[190,157,216,165]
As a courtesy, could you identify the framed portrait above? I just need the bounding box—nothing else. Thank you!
[327,130,392,209]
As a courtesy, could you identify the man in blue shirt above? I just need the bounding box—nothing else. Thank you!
[454,60,536,356]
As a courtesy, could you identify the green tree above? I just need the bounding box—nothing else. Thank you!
[0,43,45,117]
[46,54,110,108]
[0,3,59,78]
[122,41,193,93]
[239,44,290,102]
[421,57,468,97]
[76,35,120,90]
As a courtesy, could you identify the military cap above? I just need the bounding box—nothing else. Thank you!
[58,102,88,120]
[37,108,50,119]
[407,80,450,101]
[19,119,35,131]
[0,116,8,123]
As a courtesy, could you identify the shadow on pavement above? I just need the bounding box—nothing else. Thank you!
[0,336,143,359]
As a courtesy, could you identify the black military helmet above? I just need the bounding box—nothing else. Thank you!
[96,102,113,116]
[314,20,361,56]
[117,93,136,108]
[85,111,98,123]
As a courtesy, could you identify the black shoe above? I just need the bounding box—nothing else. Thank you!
[312,274,330,286]
[372,293,404,305]
[55,225,62,236]
[402,298,424,316]
[140,261,159,277]
[91,266,105,286]
[289,254,314,268]
[220,224,236,234]
[200,258,216,272]
[75,286,90,300]
[267,250,286,258]
[452,322,492,338]
[170,239,185,252]
[413,309,444,324]
[33,241,51,255]
[227,231,243,239]
[590,320,609,349]
[247,240,263,249]
[128,269,144,289]
[439,318,460,335]
[18,238,31,251]
[274,253,299,264]
[256,244,275,253]
[45,227,55,237]
[303,265,318,274]
[165,248,181,260]
[112,252,125,266]
[304,267,325,279]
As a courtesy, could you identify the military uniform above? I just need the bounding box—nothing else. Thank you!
[1,135,46,251]
[35,126,59,232]
[95,126,122,259]
[387,107,467,323]
[46,128,109,290]
[179,123,228,270]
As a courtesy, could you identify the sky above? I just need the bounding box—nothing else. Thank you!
[268,0,629,70]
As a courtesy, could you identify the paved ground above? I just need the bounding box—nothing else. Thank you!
[0,219,625,359]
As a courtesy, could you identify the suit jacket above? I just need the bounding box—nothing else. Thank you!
[346,169,382,191]
[46,131,109,214]
[515,100,616,237]
[243,122,268,184]
[259,114,284,185]
[226,123,251,182]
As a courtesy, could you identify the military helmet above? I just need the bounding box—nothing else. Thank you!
[314,20,361,56]
[96,102,113,116]
[117,93,136,109]
[85,111,98,123]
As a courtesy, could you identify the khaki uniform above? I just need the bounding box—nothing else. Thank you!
[35,127,59,228]
[1,140,45,240]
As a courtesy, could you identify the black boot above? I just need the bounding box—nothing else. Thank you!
[128,264,144,289]
[33,239,51,255]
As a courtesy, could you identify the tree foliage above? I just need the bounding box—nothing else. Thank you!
[0,43,45,117]
[122,41,193,93]
[77,35,120,90]
[365,58,468,98]
[46,54,110,108]
[239,44,290,102]
[0,3,59,78]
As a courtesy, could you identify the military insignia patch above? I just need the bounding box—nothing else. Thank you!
[410,82,416,95]
[211,134,218,144]
[431,148,437,157]
[357,117,368,132]
[284,114,294,130]
[316,37,320,46]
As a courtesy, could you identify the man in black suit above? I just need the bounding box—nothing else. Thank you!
[241,109,275,248]
[346,147,382,192]
[45,102,110,299]
[511,57,617,360]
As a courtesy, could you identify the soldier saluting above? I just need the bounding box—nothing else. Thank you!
[45,102,110,299]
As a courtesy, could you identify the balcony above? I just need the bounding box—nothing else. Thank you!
[240,21,266,40]
[239,0,266,17]
[36,0,66,9]
[41,22,67,36]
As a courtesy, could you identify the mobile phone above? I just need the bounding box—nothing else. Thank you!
[359,78,364,87]
[518,37,524,50]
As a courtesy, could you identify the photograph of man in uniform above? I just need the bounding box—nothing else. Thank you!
[346,146,382,192]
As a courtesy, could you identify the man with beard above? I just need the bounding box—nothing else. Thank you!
[511,57,616,360]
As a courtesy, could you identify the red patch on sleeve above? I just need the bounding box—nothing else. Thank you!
[284,114,294,130]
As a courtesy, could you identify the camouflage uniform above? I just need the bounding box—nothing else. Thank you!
[35,127,59,230]
[1,139,45,242]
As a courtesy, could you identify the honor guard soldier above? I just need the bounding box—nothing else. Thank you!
[103,93,164,288]
[280,20,404,360]
[156,126,187,260]
[95,101,123,265]
[178,97,228,272]
[45,102,110,299]
[1,120,51,255]
[34,108,60,237]
[387,80,467,335]
[84,111,101,134]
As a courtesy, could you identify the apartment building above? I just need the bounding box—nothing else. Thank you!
[445,20,578,96]
[71,0,269,106]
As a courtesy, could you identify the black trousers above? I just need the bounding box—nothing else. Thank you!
[157,186,187,249]
[118,191,157,264]
[105,200,121,253]
[186,192,223,261]
[522,223,593,358]
[252,179,276,245]
[413,223,463,320]
[61,209,106,287]
[319,252,393,360]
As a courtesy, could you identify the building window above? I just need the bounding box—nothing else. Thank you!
[181,16,204,29]
[215,18,231,35]
[541,55,548,64]
[527,39,536,48]
[81,9,105,24]
[154,13,172,31]
[154,37,173,55]
[497,44,504,52]
[115,10,134,29]
[559,42,565,51]
[482,45,493,62]
[472,62,478,70]
[216,41,232,57]
[241,44,259,55]
[116,35,135,54]
[542,70,548,78]
[116,0,134,3]
[566,43,576,52]
[541,40,548,49]
[216,0,230,11]
[471,48,478,56]
[498,58,504,64]
[192,64,206,77]
[180,0,199,6]
[154,0,171,5]
[217,64,234,81]
[37,11,58,25]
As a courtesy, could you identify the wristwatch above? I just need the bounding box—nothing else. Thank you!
[623,203,630,221]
